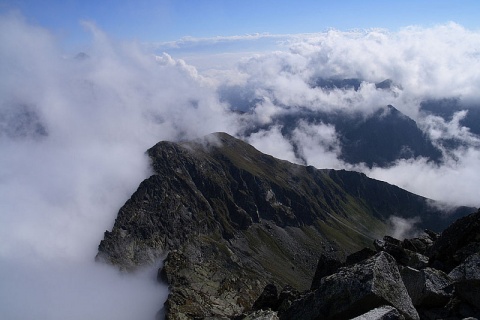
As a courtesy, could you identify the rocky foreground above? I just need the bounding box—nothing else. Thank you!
[246,208,480,320]
[96,133,476,319]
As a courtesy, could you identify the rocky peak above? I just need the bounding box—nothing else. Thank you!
[96,133,474,319]
[253,209,480,320]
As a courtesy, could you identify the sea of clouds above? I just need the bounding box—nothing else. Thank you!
[1,11,480,320]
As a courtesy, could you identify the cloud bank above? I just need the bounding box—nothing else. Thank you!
[2,12,480,320]
[0,13,234,319]
[218,23,480,207]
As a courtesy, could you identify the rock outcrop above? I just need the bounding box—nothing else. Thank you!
[96,133,474,319]
[281,252,419,320]
[252,209,480,320]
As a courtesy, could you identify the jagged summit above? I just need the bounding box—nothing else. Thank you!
[97,133,472,319]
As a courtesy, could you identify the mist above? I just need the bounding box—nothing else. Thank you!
[0,13,233,319]
[2,11,480,320]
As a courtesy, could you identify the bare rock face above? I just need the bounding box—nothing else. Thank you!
[241,309,279,320]
[250,209,480,320]
[428,209,480,272]
[251,284,279,312]
[374,236,429,269]
[309,254,343,290]
[281,252,419,320]
[400,267,453,307]
[449,253,480,308]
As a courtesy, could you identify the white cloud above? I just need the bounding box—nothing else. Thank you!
[421,110,480,147]
[246,126,299,163]
[386,216,423,240]
[365,147,480,208]
[0,13,237,319]
[0,257,166,320]
[220,23,480,208]
[291,120,345,169]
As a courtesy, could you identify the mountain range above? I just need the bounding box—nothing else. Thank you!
[226,78,480,168]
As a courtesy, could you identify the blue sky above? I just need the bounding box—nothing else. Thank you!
[2,0,480,50]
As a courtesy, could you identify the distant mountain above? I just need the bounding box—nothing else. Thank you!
[311,77,398,91]
[337,105,442,166]
[221,77,445,168]
[421,98,480,136]
[0,104,48,140]
[97,133,471,319]
[312,77,363,91]
[241,104,442,167]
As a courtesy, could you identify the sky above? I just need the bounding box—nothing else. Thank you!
[1,1,480,320]
[3,0,480,48]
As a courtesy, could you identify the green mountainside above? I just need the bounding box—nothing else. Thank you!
[97,132,471,319]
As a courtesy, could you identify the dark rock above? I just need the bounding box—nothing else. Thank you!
[240,309,279,320]
[428,209,480,273]
[374,238,408,264]
[345,247,377,266]
[402,237,429,254]
[281,252,419,320]
[384,236,403,246]
[375,236,428,269]
[400,267,453,307]
[423,229,439,241]
[277,285,300,313]
[437,296,480,319]
[350,305,405,320]
[310,254,343,290]
[449,253,480,308]
[252,284,279,311]
[405,252,429,270]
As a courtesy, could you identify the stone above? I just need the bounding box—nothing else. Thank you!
[404,252,429,270]
[310,254,343,290]
[252,284,279,311]
[402,237,429,254]
[350,305,405,320]
[428,209,480,272]
[276,285,300,313]
[240,309,279,320]
[281,252,419,320]
[374,237,410,265]
[449,253,480,308]
[375,236,428,269]
[401,267,453,307]
[345,247,377,266]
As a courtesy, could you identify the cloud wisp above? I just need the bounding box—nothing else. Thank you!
[0,13,235,320]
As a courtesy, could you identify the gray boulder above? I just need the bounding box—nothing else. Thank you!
[276,285,300,313]
[281,252,419,320]
[428,209,480,272]
[252,284,279,311]
[401,267,453,307]
[310,254,343,290]
[241,309,279,320]
[449,253,480,308]
[374,236,428,269]
[350,305,405,320]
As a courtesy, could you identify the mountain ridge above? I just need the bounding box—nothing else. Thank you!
[96,132,472,319]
